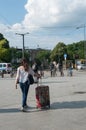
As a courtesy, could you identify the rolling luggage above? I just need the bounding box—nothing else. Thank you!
[35,85,50,109]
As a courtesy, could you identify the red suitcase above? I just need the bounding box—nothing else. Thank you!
[35,85,50,109]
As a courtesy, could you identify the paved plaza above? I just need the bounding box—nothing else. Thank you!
[0,70,86,130]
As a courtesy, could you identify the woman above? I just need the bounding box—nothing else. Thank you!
[15,58,39,112]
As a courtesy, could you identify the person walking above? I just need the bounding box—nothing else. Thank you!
[67,61,73,76]
[58,60,64,76]
[32,61,39,83]
[15,58,40,112]
[49,61,54,77]
[32,61,39,73]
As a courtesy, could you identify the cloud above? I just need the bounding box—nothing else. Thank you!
[22,0,86,28]
[1,0,86,49]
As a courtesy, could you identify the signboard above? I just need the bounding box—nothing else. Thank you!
[64,54,67,60]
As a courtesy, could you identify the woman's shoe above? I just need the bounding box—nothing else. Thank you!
[21,106,28,112]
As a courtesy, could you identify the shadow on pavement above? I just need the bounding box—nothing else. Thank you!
[0,106,49,113]
[42,81,67,84]
[50,100,86,109]
[1,100,86,113]
[0,108,20,113]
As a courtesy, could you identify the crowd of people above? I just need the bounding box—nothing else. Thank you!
[49,60,73,77]
[14,58,73,112]
[0,57,74,112]
[49,60,64,77]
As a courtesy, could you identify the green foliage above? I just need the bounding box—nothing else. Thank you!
[0,33,9,49]
[50,41,85,62]
[0,33,4,40]
[66,41,84,60]
[0,33,85,64]
[0,39,9,49]
[0,48,11,62]
[66,44,74,59]
[34,50,51,68]
[16,51,22,58]
[36,50,51,63]
[50,42,67,62]
[0,34,10,62]
[75,41,84,58]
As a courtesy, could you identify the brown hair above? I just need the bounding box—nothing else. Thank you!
[21,58,29,71]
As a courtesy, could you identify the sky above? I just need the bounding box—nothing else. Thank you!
[0,0,86,50]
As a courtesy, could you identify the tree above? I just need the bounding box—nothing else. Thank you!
[0,39,9,49]
[66,41,84,60]
[66,44,74,60]
[76,41,84,59]
[36,50,51,62]
[0,33,10,62]
[50,42,67,62]
[36,50,51,68]
[0,48,11,62]
[0,33,4,40]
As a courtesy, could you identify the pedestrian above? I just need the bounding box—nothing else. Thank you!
[49,61,54,77]
[32,61,39,83]
[67,62,73,76]
[1,70,4,78]
[15,58,40,112]
[58,60,64,76]
[39,63,44,77]
[32,61,39,73]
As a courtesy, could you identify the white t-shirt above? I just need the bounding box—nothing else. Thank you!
[16,66,34,83]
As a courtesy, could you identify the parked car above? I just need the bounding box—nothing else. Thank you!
[0,63,12,73]
[77,64,86,70]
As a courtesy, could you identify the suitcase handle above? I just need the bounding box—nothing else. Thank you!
[37,77,42,87]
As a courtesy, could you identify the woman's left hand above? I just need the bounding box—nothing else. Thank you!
[15,85,17,89]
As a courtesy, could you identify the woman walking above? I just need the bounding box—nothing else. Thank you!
[15,58,40,112]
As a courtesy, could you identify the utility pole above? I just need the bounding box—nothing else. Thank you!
[15,32,29,58]
[76,24,86,59]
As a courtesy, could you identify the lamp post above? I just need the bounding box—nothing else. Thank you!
[76,24,86,59]
[15,32,29,58]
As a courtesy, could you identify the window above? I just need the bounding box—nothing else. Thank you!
[3,64,6,67]
[0,64,2,67]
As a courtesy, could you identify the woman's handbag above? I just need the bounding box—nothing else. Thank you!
[28,74,34,85]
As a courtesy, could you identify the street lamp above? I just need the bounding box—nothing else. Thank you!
[76,24,86,59]
[15,32,29,58]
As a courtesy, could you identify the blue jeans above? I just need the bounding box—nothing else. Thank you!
[19,81,30,107]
